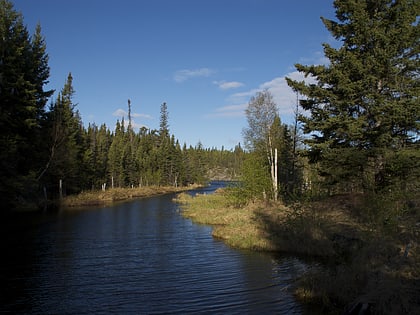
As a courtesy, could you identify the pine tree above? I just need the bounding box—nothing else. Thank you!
[159,102,169,139]
[0,0,53,209]
[287,0,419,192]
[108,120,126,187]
[44,73,84,196]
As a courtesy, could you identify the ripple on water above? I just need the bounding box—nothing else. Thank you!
[1,183,309,314]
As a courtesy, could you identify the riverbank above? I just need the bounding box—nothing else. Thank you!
[61,184,203,208]
[175,189,420,314]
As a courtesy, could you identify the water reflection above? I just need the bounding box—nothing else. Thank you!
[1,182,308,314]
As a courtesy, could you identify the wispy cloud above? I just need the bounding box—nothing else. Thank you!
[217,103,248,117]
[228,71,317,116]
[112,108,153,129]
[112,109,127,118]
[132,113,153,119]
[213,80,244,90]
[298,50,330,66]
[173,68,215,82]
[207,103,247,118]
[112,109,153,119]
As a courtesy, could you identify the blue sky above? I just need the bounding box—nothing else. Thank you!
[12,0,335,150]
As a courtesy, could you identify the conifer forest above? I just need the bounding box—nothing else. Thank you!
[1,0,419,213]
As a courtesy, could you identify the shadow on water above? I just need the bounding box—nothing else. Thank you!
[0,180,316,314]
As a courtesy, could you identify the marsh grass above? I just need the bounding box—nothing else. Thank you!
[62,184,201,207]
[176,189,420,314]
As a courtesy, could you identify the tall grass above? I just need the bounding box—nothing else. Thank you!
[176,188,420,314]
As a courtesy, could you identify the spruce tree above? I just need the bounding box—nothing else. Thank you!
[45,73,84,196]
[0,0,53,209]
[287,0,419,192]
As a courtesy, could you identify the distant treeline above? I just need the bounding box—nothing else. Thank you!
[0,1,244,211]
[1,0,419,212]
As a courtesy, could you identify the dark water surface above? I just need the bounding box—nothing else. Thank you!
[1,182,309,314]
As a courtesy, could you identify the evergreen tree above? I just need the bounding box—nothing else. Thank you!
[159,102,169,139]
[108,120,126,187]
[44,73,84,196]
[287,0,419,192]
[0,0,53,209]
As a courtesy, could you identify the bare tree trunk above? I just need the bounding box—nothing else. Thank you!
[267,133,278,201]
[59,179,63,199]
[271,148,278,201]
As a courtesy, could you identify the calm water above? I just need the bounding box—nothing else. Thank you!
[1,182,309,314]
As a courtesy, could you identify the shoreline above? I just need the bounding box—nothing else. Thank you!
[175,189,419,315]
[61,184,203,208]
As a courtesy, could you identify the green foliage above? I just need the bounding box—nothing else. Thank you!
[0,0,53,208]
[240,90,303,203]
[0,0,245,210]
[40,73,85,196]
[287,0,420,193]
[227,153,272,207]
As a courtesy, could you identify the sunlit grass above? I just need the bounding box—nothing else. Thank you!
[62,184,202,207]
[176,189,420,314]
[176,190,291,251]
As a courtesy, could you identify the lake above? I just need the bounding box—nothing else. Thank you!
[1,181,311,314]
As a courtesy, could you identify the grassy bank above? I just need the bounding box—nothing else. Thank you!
[61,184,202,208]
[175,189,420,314]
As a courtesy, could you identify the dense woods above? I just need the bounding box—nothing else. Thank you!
[1,0,418,218]
[0,0,243,211]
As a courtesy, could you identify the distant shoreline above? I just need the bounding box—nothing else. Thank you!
[61,184,203,208]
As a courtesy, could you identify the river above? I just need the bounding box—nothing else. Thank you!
[1,181,311,314]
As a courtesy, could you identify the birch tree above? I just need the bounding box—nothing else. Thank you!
[243,90,279,201]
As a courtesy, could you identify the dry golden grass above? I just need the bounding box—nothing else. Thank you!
[176,189,420,315]
[62,184,202,207]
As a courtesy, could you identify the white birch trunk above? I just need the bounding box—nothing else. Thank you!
[267,133,278,201]
[274,148,278,201]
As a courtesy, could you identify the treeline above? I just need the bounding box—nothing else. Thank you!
[0,0,243,211]
[44,74,244,198]
[2,0,419,212]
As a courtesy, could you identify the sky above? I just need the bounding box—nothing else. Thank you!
[11,0,336,150]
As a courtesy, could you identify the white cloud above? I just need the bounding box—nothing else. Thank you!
[228,71,317,116]
[218,104,247,117]
[132,113,153,119]
[112,108,126,117]
[132,122,149,130]
[298,51,330,67]
[206,103,247,118]
[173,67,215,82]
[113,109,152,119]
[112,108,153,130]
[213,80,244,90]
